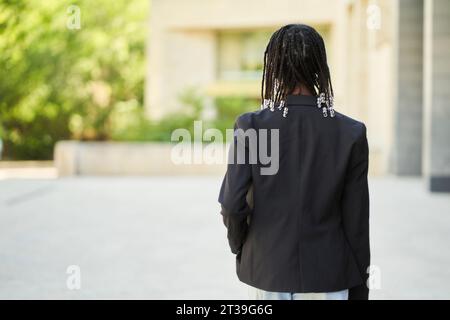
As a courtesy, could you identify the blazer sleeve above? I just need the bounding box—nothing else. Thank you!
[218,114,253,255]
[341,123,371,300]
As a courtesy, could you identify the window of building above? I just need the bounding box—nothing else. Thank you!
[217,30,273,81]
[211,26,331,98]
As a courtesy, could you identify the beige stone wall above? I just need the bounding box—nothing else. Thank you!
[150,0,338,29]
[146,0,401,175]
[147,0,340,120]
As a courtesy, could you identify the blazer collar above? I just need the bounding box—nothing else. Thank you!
[286,94,318,107]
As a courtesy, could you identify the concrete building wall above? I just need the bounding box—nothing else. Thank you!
[147,29,216,119]
[365,0,396,175]
[390,0,424,175]
[149,0,338,29]
[146,0,398,175]
[423,0,450,191]
[144,0,450,182]
[147,0,340,120]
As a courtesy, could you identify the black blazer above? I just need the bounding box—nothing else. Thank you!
[218,94,370,300]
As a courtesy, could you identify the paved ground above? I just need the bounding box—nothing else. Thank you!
[0,176,449,299]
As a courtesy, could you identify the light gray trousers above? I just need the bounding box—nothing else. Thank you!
[249,286,349,300]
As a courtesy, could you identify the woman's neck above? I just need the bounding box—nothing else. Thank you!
[291,85,313,96]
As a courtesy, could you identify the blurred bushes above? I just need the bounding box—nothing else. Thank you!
[0,0,258,160]
[110,91,259,144]
[0,0,147,159]
[111,88,204,142]
[212,96,259,133]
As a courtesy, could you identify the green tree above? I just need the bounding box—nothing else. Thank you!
[0,0,148,159]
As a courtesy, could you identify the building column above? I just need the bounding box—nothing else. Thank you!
[423,0,450,192]
[390,0,424,175]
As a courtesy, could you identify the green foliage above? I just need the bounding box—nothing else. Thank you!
[212,96,260,133]
[111,88,205,143]
[0,0,148,159]
[0,1,259,160]
[110,92,260,144]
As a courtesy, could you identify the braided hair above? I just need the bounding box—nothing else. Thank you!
[261,24,334,108]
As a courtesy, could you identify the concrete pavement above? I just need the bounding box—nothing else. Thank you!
[0,176,449,299]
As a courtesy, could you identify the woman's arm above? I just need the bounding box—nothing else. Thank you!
[341,123,371,300]
[218,115,253,255]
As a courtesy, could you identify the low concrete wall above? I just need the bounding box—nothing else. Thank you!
[54,141,227,176]
[54,141,384,177]
[0,161,57,179]
[0,161,54,168]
